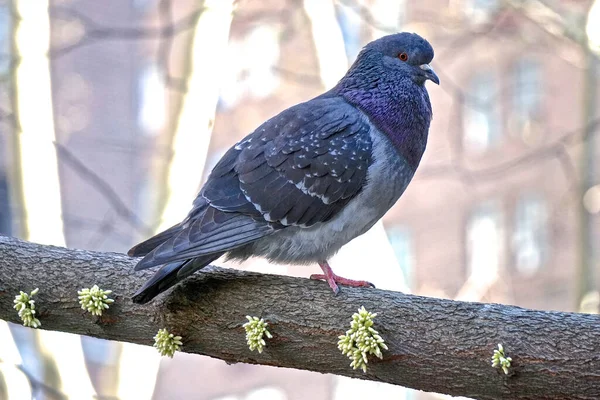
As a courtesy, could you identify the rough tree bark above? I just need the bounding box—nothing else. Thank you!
[0,235,599,400]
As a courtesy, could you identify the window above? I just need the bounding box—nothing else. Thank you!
[137,63,166,135]
[385,226,414,288]
[512,59,542,139]
[466,202,503,279]
[512,193,547,275]
[0,2,11,76]
[463,72,501,152]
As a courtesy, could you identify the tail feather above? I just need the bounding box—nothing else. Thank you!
[131,253,222,304]
[128,224,182,257]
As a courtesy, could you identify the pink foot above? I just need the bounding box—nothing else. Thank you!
[310,261,375,295]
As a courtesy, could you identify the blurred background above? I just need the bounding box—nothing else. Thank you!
[0,0,599,399]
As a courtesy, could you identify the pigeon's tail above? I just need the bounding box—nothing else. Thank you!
[132,254,222,304]
[128,224,182,257]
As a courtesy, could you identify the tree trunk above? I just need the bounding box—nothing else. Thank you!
[155,0,234,232]
[0,235,599,400]
[14,0,65,246]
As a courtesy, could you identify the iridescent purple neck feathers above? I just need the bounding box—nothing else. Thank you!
[331,49,433,170]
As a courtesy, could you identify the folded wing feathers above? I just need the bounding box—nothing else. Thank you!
[133,98,373,274]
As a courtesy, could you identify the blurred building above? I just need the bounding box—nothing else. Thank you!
[1,0,599,399]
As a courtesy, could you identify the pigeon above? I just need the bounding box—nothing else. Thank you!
[129,32,439,304]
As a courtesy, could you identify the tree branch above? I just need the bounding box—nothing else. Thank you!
[0,236,599,399]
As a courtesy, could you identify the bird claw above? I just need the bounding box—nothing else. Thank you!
[310,273,375,295]
[310,274,340,295]
[312,261,376,294]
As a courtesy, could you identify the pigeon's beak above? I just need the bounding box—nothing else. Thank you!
[420,64,440,85]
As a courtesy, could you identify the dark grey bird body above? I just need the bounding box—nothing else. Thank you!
[130,32,438,303]
[227,105,416,265]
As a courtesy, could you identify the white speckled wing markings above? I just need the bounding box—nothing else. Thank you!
[245,125,416,265]
[226,97,373,227]
[132,97,373,271]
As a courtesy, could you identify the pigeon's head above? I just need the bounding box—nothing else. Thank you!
[355,32,439,86]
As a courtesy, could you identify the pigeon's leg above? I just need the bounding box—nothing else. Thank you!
[310,261,375,295]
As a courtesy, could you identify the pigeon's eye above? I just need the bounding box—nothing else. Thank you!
[398,52,409,62]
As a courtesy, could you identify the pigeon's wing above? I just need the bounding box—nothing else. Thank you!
[132,198,273,270]
[206,96,373,227]
[131,97,372,271]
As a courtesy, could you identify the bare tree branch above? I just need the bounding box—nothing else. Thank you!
[48,6,205,59]
[0,236,599,400]
[155,0,190,93]
[0,359,68,400]
[417,117,600,183]
[503,0,587,45]
[54,142,152,236]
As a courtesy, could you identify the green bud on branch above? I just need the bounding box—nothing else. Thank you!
[13,288,41,328]
[243,316,273,353]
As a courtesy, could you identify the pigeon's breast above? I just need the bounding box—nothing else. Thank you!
[239,123,415,264]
